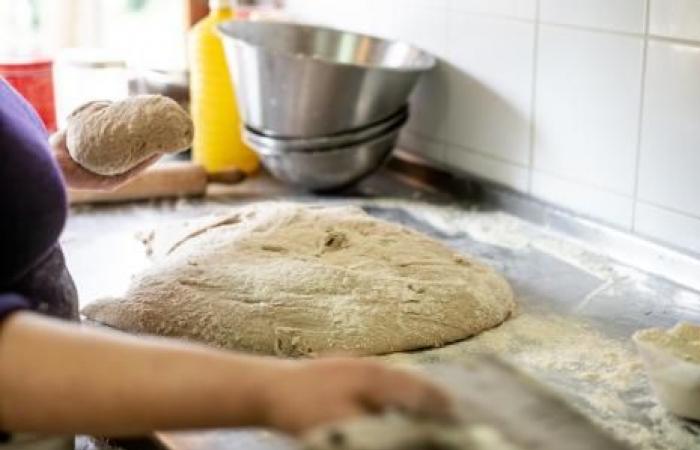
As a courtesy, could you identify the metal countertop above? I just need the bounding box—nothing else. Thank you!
[64,164,700,450]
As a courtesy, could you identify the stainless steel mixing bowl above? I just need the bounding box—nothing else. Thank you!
[218,20,435,138]
[245,105,408,152]
[243,121,403,191]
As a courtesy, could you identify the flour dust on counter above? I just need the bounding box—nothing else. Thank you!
[65,194,700,449]
[636,322,700,364]
[381,313,700,450]
[82,202,515,356]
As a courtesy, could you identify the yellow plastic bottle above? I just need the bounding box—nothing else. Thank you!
[188,0,259,174]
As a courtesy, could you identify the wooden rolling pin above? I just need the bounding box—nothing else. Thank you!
[68,161,244,204]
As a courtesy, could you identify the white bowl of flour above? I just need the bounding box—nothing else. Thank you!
[634,322,700,421]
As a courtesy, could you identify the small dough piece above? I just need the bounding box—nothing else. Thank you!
[65,95,193,175]
[82,203,515,356]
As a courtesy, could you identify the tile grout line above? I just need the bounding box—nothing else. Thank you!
[526,0,541,194]
[649,34,700,48]
[630,0,652,232]
[408,140,700,220]
[422,133,531,170]
[539,20,645,39]
[441,8,535,24]
[529,167,636,199]
[636,199,700,224]
[408,131,657,188]
[440,9,700,46]
[296,1,700,49]
[452,13,700,48]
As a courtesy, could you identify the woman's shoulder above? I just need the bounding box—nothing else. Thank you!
[0,79,67,287]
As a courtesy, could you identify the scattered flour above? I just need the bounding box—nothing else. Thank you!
[357,199,632,282]
[636,323,700,364]
[380,313,700,450]
[120,198,699,449]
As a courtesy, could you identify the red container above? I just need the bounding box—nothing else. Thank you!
[0,58,57,132]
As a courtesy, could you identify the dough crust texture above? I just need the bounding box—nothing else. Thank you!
[65,95,193,175]
[83,203,515,356]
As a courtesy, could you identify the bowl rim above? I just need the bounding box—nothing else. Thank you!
[244,108,409,154]
[245,104,409,144]
[217,20,437,73]
[245,117,404,156]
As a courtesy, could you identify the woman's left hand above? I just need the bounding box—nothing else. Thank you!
[50,130,160,191]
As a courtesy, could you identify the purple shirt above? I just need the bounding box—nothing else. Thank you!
[0,78,78,323]
[0,78,77,446]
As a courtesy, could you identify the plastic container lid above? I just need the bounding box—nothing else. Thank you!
[0,57,53,73]
[56,48,126,69]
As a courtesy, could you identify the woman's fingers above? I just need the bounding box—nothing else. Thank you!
[50,129,163,191]
[49,130,67,152]
[114,154,161,181]
[260,358,456,435]
[290,405,366,436]
[360,366,455,421]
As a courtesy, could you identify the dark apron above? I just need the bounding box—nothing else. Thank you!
[2,245,79,450]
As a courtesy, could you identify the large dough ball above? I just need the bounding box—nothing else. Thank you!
[65,95,193,176]
[83,203,515,356]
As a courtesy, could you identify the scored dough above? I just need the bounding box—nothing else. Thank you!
[82,203,515,356]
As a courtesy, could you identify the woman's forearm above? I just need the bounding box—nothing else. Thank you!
[0,312,453,437]
[0,311,278,436]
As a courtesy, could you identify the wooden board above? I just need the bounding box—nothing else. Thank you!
[68,161,245,204]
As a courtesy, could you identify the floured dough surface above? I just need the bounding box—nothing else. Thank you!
[65,95,193,175]
[83,203,515,356]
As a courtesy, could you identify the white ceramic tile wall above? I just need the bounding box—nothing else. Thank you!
[446,144,531,192]
[650,0,700,42]
[638,41,700,219]
[449,0,537,20]
[400,130,446,165]
[531,171,635,228]
[635,203,700,254]
[283,0,700,256]
[395,5,450,153]
[534,25,643,197]
[540,0,647,33]
[446,14,535,167]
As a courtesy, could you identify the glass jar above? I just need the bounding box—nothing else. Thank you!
[53,48,129,129]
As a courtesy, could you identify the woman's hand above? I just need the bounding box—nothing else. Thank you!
[259,358,454,435]
[50,130,160,191]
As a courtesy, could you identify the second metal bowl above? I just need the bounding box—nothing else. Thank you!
[243,120,404,191]
[244,105,408,152]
